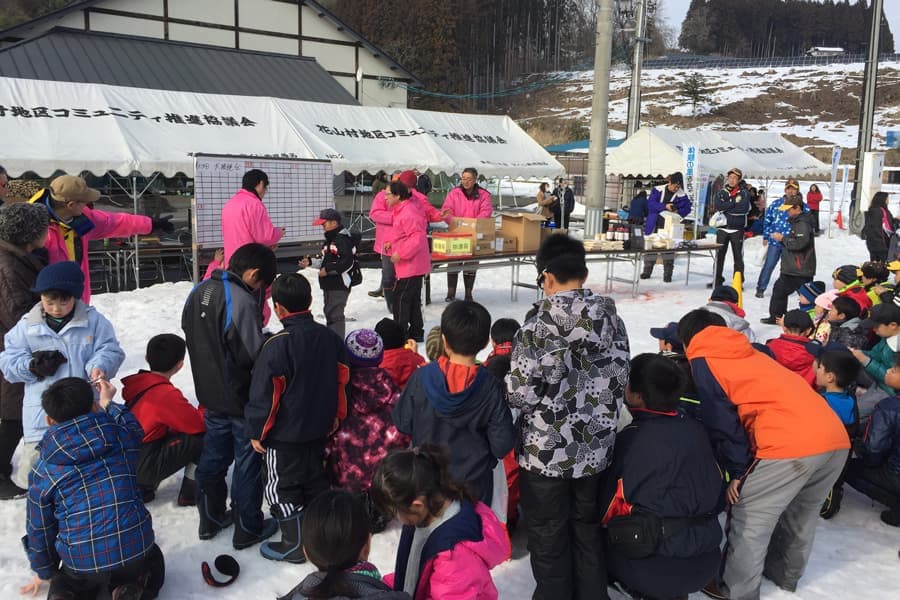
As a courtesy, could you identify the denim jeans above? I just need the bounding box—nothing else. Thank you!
[195,411,265,534]
[756,244,783,293]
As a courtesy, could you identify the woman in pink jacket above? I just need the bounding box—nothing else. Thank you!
[441,168,493,302]
[28,175,165,304]
[372,444,510,600]
[383,182,431,343]
[370,170,444,310]
[219,169,285,325]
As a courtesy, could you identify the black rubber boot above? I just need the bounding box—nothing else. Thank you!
[233,513,278,550]
[663,260,674,283]
[260,512,305,563]
[640,261,653,279]
[197,480,232,540]
[178,476,196,507]
[463,272,476,301]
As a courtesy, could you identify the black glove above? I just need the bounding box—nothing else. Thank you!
[151,215,174,234]
[28,351,68,380]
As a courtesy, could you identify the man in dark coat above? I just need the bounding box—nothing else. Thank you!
[761,197,817,324]
[711,168,750,288]
[0,202,48,499]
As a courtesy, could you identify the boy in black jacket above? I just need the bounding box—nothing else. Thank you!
[246,273,349,563]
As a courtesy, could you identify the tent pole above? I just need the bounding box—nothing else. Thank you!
[132,175,140,289]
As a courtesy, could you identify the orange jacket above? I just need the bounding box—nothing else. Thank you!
[686,326,849,478]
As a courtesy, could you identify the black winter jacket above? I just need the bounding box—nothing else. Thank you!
[860,395,900,476]
[713,185,750,230]
[318,225,356,291]
[780,210,816,278]
[181,269,265,417]
[863,205,896,256]
[245,312,347,449]
[601,409,724,558]
[0,240,45,419]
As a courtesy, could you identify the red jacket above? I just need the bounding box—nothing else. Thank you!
[121,371,205,443]
[805,190,823,210]
[380,347,426,389]
[765,333,817,388]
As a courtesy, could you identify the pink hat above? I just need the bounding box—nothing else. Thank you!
[815,289,841,310]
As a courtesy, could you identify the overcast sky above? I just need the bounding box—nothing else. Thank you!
[661,0,900,51]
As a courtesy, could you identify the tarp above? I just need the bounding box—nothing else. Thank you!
[0,76,564,178]
[606,127,830,179]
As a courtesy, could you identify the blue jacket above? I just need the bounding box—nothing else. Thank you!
[713,185,750,230]
[393,361,514,500]
[0,301,125,442]
[25,403,154,580]
[822,391,856,426]
[644,185,692,235]
[762,196,807,247]
[860,395,900,475]
[628,192,648,223]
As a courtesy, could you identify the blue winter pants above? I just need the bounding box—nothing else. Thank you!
[755,244,783,293]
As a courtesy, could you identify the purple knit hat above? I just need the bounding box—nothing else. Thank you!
[344,329,384,367]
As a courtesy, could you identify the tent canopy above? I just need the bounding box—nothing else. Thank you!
[0,76,564,179]
[606,127,830,179]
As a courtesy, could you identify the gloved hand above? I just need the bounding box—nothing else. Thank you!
[28,351,68,380]
[151,215,174,234]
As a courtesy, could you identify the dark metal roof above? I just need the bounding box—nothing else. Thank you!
[0,28,359,104]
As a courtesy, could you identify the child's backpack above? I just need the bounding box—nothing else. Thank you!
[342,229,363,287]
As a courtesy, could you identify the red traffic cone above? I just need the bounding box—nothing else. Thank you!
[835,213,844,230]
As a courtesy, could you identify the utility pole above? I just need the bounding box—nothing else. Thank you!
[850,0,884,235]
[585,0,614,239]
[626,0,648,137]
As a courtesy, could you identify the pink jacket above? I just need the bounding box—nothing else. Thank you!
[34,199,151,303]
[441,186,493,223]
[386,502,510,600]
[371,189,442,255]
[388,200,431,279]
[221,189,284,264]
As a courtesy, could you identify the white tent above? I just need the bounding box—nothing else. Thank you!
[606,127,830,178]
[0,76,564,178]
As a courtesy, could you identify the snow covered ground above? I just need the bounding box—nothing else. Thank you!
[0,214,898,599]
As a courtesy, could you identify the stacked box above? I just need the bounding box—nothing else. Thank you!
[449,217,496,256]
[500,213,545,253]
[431,232,473,259]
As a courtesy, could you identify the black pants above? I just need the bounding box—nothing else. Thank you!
[0,419,22,478]
[607,549,720,599]
[48,543,165,600]
[714,229,745,286]
[845,458,900,509]
[136,433,203,490]
[393,275,424,342]
[810,208,821,233]
[520,470,607,600]
[768,273,810,320]
[263,442,330,519]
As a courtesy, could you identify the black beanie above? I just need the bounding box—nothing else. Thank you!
[374,318,405,350]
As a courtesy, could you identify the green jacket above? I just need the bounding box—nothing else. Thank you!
[863,335,900,394]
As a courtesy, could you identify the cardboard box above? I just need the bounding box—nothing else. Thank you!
[500,213,545,253]
[472,240,495,256]
[501,237,517,253]
[449,217,497,240]
[431,232,473,257]
[540,227,568,244]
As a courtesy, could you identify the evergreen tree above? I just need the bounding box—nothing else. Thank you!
[678,72,713,117]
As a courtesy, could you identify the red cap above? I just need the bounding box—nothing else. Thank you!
[397,170,417,190]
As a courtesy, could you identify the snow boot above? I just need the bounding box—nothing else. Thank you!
[820,486,843,519]
[0,474,27,500]
[663,260,674,283]
[110,584,143,600]
[178,476,196,507]
[882,508,900,527]
[640,261,653,280]
[197,480,233,541]
[233,514,278,550]
[260,512,305,563]
[463,272,476,302]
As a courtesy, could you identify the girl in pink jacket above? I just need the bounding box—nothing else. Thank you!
[372,444,510,600]
[384,182,431,343]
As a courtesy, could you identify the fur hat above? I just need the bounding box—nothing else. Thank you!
[344,329,384,367]
[0,202,49,246]
[32,261,84,298]
[374,318,405,350]
[797,281,826,305]
[425,326,444,361]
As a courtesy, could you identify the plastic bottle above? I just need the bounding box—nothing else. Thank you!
[606,223,615,241]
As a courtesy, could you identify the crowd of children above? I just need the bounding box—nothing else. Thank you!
[1,201,899,600]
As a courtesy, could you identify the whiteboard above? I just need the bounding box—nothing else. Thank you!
[192,154,333,248]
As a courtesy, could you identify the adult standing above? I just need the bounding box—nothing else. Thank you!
[29,175,170,303]
[627,181,648,224]
[863,191,897,263]
[369,171,443,307]
[441,167,492,302]
[678,310,848,600]
[0,203,48,499]
[710,168,750,289]
[300,209,355,340]
[761,196,816,325]
[536,182,557,222]
[506,234,630,600]
[414,169,432,195]
[755,180,806,299]
[182,243,279,549]
[383,182,430,343]
[641,172,692,283]
[560,179,576,229]
[806,183,824,235]
[221,169,285,326]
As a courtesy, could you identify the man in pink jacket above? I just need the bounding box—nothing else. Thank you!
[369,170,445,310]
[28,175,168,304]
[441,167,493,302]
[221,170,285,326]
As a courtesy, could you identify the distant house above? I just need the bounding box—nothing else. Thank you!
[0,0,420,107]
[806,47,845,57]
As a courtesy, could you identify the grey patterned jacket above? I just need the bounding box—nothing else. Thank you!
[506,289,630,479]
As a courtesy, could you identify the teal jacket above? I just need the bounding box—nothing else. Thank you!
[863,335,900,394]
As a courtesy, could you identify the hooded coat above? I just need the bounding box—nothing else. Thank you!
[780,210,816,278]
[393,361,514,500]
[120,371,205,443]
[702,301,757,342]
[765,333,817,388]
[644,184,692,236]
[283,568,411,600]
[379,347,426,390]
